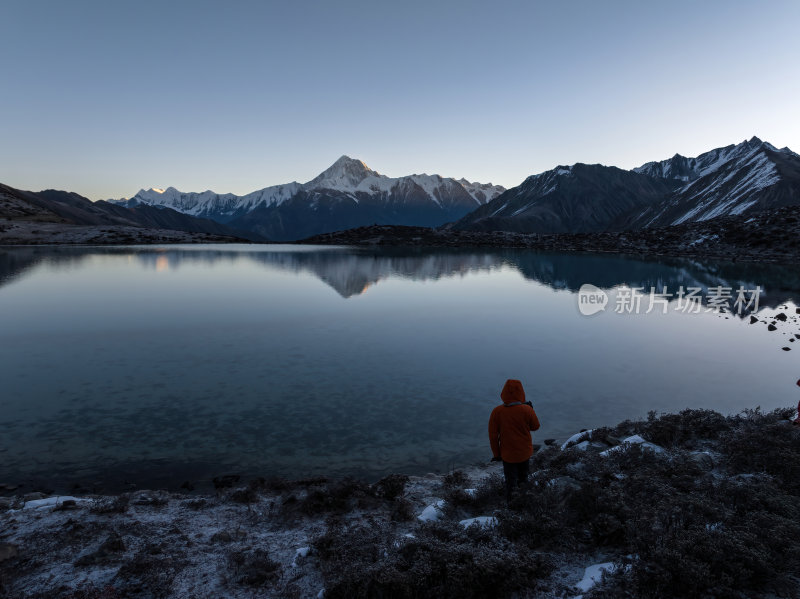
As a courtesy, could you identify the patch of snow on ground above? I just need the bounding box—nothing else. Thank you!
[574,561,617,595]
[21,496,92,510]
[417,499,445,522]
[600,435,664,456]
[561,430,593,450]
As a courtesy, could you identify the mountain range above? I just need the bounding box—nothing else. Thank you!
[111,156,506,241]
[455,136,800,234]
[4,136,799,245]
[0,184,257,243]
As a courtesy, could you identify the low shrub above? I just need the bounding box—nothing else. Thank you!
[227,548,282,586]
[89,494,129,515]
[372,474,409,500]
[114,544,186,597]
[314,521,553,599]
[297,477,374,515]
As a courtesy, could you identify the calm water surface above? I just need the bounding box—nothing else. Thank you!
[1,244,798,491]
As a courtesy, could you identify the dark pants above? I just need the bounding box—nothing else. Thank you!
[502,459,530,501]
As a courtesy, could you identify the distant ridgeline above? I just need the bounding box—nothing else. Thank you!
[105,138,800,241]
[109,156,506,242]
[6,137,798,244]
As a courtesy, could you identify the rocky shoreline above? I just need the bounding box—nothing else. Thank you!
[2,407,799,598]
[0,221,247,245]
[301,206,800,265]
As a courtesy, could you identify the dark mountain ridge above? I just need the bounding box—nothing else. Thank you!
[0,184,261,242]
[455,137,800,235]
[454,164,679,234]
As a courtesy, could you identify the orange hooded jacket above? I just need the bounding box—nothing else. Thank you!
[488,379,541,463]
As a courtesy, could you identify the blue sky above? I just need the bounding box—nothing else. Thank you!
[2,0,799,200]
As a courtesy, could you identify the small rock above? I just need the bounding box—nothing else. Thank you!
[749,316,758,324]
[768,324,777,331]
[782,347,791,351]
[796,308,800,314]
[0,544,18,562]
[776,312,788,321]
[603,435,622,446]
[544,438,557,446]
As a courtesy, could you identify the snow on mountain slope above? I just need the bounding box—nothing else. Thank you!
[633,136,794,182]
[627,138,800,228]
[112,157,504,226]
[456,137,800,235]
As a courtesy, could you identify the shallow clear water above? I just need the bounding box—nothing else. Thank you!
[1,245,799,491]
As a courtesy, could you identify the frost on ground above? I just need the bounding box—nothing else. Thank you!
[2,407,800,598]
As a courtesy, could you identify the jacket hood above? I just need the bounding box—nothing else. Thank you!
[500,379,526,404]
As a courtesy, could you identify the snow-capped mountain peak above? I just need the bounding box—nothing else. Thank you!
[108,156,505,240]
[633,136,784,183]
[305,155,382,191]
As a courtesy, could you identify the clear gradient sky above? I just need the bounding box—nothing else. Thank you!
[2,0,799,200]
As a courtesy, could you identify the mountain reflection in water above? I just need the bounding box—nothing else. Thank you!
[0,244,798,492]
[2,244,799,304]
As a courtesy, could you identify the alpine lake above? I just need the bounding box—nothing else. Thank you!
[1,244,799,492]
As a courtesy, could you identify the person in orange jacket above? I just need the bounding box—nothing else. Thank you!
[488,379,541,502]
